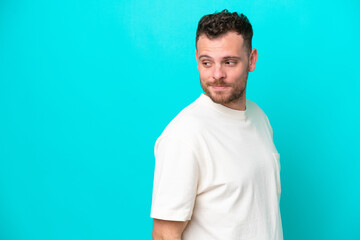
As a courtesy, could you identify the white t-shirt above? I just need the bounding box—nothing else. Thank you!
[151,94,283,240]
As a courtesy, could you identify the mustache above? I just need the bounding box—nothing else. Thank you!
[207,80,231,87]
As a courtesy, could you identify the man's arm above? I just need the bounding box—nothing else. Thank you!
[152,219,189,240]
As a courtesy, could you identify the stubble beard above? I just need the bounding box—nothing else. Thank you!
[200,79,247,105]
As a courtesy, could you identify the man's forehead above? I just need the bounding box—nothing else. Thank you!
[197,32,245,50]
[196,32,246,59]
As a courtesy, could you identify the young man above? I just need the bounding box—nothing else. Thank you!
[151,10,283,240]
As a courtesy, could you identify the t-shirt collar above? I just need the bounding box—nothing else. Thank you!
[199,93,247,120]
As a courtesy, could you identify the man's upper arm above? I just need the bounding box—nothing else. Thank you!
[152,219,189,240]
[151,136,199,221]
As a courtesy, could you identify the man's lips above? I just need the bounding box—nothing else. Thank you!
[210,85,230,91]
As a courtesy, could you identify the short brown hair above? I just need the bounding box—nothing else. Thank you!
[196,9,253,53]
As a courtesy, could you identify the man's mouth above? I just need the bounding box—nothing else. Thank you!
[209,85,230,91]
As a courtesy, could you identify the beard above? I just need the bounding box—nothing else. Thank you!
[200,79,247,105]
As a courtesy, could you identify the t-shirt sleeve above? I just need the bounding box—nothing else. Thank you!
[151,136,199,221]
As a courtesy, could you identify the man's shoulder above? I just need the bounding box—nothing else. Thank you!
[153,97,206,160]
[247,99,274,134]
[161,97,205,138]
[247,99,268,119]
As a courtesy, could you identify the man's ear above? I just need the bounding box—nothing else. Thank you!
[195,49,200,71]
[248,48,258,72]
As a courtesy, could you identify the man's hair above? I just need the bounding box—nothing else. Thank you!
[196,9,253,53]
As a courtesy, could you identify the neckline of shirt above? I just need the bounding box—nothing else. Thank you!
[199,93,247,120]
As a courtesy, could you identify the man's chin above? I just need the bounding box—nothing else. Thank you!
[208,92,232,105]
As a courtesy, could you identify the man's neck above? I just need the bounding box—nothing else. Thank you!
[221,100,246,111]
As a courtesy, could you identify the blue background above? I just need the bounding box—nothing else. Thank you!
[1,0,359,239]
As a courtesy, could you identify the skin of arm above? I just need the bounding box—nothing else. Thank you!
[152,219,189,240]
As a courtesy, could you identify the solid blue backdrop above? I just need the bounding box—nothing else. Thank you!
[1,0,359,239]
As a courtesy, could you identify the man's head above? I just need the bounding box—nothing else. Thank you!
[195,10,258,110]
[196,9,253,54]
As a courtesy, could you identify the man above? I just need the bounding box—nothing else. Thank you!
[151,9,283,240]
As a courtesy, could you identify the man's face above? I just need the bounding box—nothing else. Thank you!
[196,31,258,110]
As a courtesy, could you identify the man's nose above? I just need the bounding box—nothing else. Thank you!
[212,64,226,80]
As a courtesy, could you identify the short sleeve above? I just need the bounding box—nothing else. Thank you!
[151,136,199,221]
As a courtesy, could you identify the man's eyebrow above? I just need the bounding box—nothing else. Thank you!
[198,55,212,59]
[198,55,241,60]
[223,56,241,60]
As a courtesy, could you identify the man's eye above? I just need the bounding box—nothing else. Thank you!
[226,61,237,65]
[202,62,211,67]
